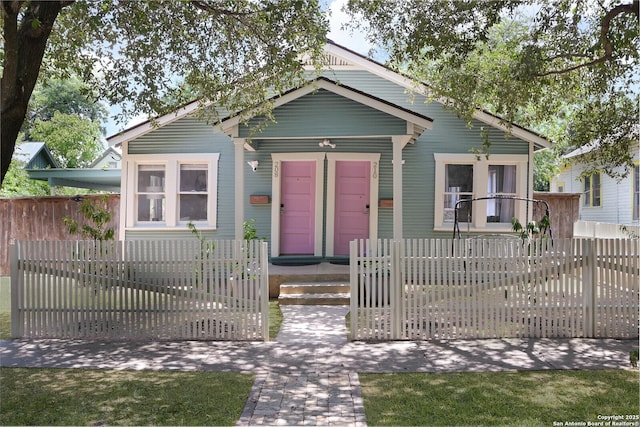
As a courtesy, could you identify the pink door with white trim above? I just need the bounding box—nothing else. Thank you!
[280,161,315,255]
[334,161,370,255]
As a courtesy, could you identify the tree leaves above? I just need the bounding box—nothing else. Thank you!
[2,0,327,185]
[346,0,639,177]
[47,0,328,126]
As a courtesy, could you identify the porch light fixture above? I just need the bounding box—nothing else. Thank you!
[247,160,259,171]
[319,139,336,149]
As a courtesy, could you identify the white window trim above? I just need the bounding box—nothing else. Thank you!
[433,153,528,232]
[125,153,220,230]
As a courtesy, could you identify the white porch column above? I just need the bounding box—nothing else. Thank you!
[233,138,246,240]
[391,135,412,240]
[527,141,535,224]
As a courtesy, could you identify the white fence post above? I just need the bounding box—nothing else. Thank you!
[391,240,403,340]
[582,238,597,337]
[260,241,270,342]
[9,242,22,338]
[349,240,357,341]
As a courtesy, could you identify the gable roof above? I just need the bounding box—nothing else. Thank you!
[107,41,550,150]
[320,41,551,150]
[14,142,59,169]
[89,146,122,168]
[223,76,433,140]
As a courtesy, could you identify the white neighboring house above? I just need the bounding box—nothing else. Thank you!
[551,142,640,231]
[89,146,122,169]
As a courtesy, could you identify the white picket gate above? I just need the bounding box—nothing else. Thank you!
[350,238,639,340]
[10,239,269,341]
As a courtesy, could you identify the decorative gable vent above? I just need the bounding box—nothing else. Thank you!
[324,52,354,66]
[303,52,358,68]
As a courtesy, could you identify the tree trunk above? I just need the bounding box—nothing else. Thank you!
[1,1,68,185]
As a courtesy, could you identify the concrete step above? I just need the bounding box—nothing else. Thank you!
[279,282,350,295]
[278,293,351,305]
[278,282,351,305]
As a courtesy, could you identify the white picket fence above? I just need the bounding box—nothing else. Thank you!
[10,239,269,341]
[350,238,639,340]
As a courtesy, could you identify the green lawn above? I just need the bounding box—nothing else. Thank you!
[359,370,640,426]
[0,368,253,426]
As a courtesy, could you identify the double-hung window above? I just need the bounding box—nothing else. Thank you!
[583,172,601,207]
[486,165,517,223]
[434,153,528,231]
[179,163,208,222]
[137,164,166,222]
[126,154,219,229]
[444,164,474,223]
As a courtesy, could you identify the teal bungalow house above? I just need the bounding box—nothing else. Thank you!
[107,41,551,264]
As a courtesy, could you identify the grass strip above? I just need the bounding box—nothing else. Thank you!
[269,299,283,340]
[0,368,253,426]
[359,370,639,426]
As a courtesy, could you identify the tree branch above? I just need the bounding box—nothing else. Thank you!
[535,1,638,77]
[190,0,269,47]
[190,1,256,17]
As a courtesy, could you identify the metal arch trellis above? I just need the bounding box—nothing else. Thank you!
[452,195,553,243]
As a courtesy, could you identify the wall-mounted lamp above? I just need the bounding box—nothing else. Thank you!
[319,139,336,149]
[247,160,259,172]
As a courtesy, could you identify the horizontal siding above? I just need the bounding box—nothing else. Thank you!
[123,69,539,243]
[554,155,639,225]
[320,70,428,115]
[240,89,407,138]
[128,117,221,154]
[125,228,232,241]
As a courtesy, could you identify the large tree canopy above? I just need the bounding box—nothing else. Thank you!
[27,76,108,128]
[1,0,328,185]
[346,0,639,178]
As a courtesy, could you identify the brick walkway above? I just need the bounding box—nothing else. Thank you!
[238,372,366,426]
[235,305,366,426]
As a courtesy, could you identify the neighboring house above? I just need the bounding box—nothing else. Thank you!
[14,142,59,170]
[89,146,122,170]
[551,142,640,226]
[107,41,551,263]
[25,146,121,193]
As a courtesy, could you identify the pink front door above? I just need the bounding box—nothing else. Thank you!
[280,161,316,255]
[334,161,370,255]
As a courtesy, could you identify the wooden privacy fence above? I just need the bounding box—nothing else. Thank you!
[10,239,269,341]
[350,238,639,341]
